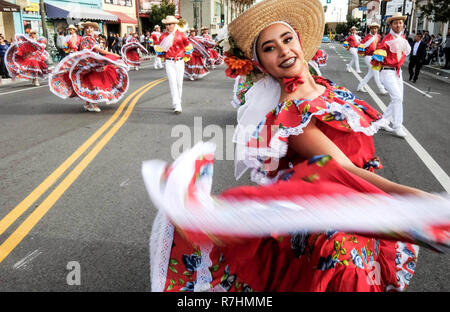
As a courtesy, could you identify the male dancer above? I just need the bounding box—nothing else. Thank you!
[377,12,411,138]
[346,26,362,73]
[357,22,388,94]
[151,25,164,69]
[156,16,193,114]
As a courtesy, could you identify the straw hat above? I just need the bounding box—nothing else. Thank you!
[386,12,407,25]
[81,21,99,30]
[162,15,179,25]
[67,24,77,30]
[201,26,208,31]
[154,25,160,29]
[228,0,324,61]
[350,26,358,31]
[368,22,380,29]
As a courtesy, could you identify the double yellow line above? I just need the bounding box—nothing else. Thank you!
[0,77,167,263]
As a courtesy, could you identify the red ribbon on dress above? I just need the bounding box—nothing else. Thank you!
[282,74,304,93]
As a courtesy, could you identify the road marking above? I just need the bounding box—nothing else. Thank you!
[0,78,166,264]
[13,249,42,270]
[0,78,165,237]
[0,85,47,95]
[349,68,450,192]
[403,81,433,98]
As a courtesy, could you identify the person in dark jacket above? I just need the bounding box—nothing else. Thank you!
[0,34,10,83]
[408,33,427,83]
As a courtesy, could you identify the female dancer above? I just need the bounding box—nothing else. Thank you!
[184,28,210,81]
[309,48,328,76]
[200,27,223,69]
[4,29,48,86]
[144,0,450,292]
[121,32,148,71]
[49,21,129,113]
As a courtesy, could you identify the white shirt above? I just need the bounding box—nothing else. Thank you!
[412,41,421,56]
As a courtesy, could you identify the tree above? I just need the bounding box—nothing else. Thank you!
[419,0,450,24]
[335,16,361,36]
[148,0,176,31]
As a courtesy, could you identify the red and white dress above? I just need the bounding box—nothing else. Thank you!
[4,34,48,80]
[144,76,434,292]
[309,49,328,76]
[184,36,210,80]
[200,34,223,67]
[49,35,129,104]
[121,37,148,67]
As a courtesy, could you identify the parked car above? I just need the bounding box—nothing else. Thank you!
[321,36,331,43]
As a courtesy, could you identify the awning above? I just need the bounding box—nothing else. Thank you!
[105,11,137,24]
[45,2,118,22]
[0,0,20,12]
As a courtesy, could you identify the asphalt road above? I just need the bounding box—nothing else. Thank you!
[0,46,448,291]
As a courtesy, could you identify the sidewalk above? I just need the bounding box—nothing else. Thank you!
[403,60,450,84]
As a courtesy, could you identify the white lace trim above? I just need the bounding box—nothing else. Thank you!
[385,242,419,292]
[194,243,214,292]
[242,101,389,185]
[149,211,174,292]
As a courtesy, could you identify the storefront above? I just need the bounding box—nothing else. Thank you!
[22,1,42,35]
[0,0,20,41]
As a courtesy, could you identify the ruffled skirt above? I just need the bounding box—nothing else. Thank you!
[184,51,209,79]
[5,41,48,79]
[144,143,434,292]
[49,50,129,104]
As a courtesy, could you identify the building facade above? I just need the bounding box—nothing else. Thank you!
[179,0,254,36]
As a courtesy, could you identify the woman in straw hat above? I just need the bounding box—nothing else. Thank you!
[155,15,193,114]
[142,0,446,292]
[4,29,48,86]
[49,21,129,113]
[357,22,388,94]
[375,12,410,138]
[184,28,210,80]
[200,26,223,69]
[121,32,148,71]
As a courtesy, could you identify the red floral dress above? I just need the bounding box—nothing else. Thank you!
[4,34,48,80]
[49,36,129,104]
[151,77,419,292]
[121,37,148,67]
[184,36,210,80]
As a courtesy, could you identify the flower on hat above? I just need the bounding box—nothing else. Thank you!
[224,53,254,78]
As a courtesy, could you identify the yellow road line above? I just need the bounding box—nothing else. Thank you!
[0,78,165,237]
[0,78,166,263]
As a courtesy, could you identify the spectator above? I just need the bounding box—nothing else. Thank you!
[422,30,431,46]
[56,30,66,60]
[444,31,450,69]
[107,32,115,52]
[408,33,427,83]
[0,34,10,84]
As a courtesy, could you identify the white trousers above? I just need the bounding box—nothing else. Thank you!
[380,69,404,129]
[165,59,185,107]
[154,56,163,69]
[347,47,361,72]
[359,55,384,90]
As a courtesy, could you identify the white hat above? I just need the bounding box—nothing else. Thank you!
[162,16,179,25]
[67,24,77,30]
[368,22,380,28]
[386,12,407,25]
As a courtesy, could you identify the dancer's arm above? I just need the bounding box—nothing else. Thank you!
[289,118,427,196]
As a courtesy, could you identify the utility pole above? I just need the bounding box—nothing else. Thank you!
[39,0,53,64]
[136,0,142,35]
